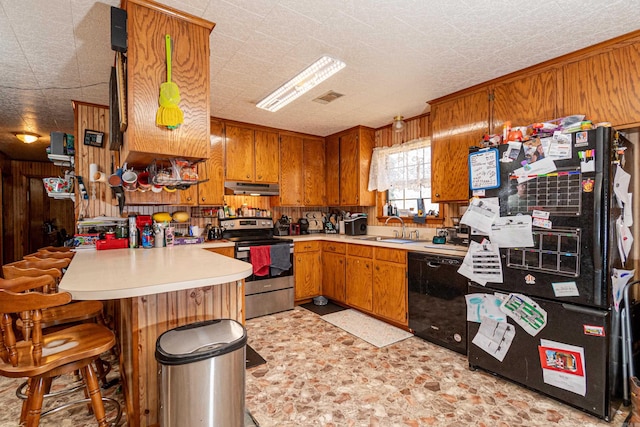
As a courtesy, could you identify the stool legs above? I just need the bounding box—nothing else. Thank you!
[82,364,109,427]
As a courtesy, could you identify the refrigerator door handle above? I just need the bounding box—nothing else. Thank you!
[591,126,606,306]
[561,303,607,317]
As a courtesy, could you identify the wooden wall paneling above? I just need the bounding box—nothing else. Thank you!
[7,161,72,261]
[563,42,640,128]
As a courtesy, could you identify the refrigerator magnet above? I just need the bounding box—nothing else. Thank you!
[583,325,605,337]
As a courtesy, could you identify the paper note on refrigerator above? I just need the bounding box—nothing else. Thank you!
[614,163,631,206]
[458,240,503,285]
[500,293,547,336]
[490,215,534,248]
[616,216,634,266]
[460,198,500,235]
[466,293,507,323]
[611,268,635,312]
[539,339,586,396]
[472,317,515,362]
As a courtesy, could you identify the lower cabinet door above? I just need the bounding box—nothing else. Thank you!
[345,256,372,312]
[373,260,407,325]
[294,251,321,300]
[322,252,345,303]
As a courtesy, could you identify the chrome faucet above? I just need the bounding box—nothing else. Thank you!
[385,215,405,239]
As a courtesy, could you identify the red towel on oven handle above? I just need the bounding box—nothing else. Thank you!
[250,246,271,277]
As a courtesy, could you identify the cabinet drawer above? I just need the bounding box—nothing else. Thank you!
[347,243,373,258]
[322,242,346,254]
[375,248,407,264]
[295,241,321,253]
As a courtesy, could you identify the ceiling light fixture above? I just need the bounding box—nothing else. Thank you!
[15,132,40,144]
[392,116,406,133]
[257,56,346,112]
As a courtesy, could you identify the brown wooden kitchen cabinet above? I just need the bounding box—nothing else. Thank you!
[430,89,490,202]
[225,125,279,183]
[279,135,304,205]
[294,241,322,301]
[491,69,559,134]
[372,248,407,326]
[121,0,215,166]
[323,126,375,207]
[325,134,340,206]
[345,244,374,312]
[303,138,326,206]
[205,246,234,257]
[563,42,640,128]
[277,135,325,207]
[321,242,346,303]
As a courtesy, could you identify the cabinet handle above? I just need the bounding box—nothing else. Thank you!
[375,266,379,271]
[246,174,251,179]
[201,197,206,202]
[187,197,192,202]
[435,193,440,198]
[258,175,262,179]
[339,260,343,264]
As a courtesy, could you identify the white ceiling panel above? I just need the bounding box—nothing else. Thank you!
[2,0,640,161]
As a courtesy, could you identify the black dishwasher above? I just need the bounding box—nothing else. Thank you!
[408,252,467,355]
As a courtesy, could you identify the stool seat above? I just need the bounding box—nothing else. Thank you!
[0,289,117,427]
[25,250,74,261]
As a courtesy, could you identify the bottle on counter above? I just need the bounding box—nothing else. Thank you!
[141,224,154,248]
[165,226,175,247]
[128,215,138,248]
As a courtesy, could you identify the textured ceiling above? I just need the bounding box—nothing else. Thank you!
[1,0,640,162]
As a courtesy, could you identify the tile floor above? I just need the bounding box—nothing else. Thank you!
[245,306,629,427]
[0,306,631,426]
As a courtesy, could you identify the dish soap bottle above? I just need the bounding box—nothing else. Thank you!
[141,224,154,248]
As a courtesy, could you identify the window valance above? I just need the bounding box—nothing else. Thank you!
[368,137,431,192]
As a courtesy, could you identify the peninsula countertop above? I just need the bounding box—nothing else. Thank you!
[59,244,252,300]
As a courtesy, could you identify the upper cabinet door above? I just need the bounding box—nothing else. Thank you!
[325,135,340,206]
[279,135,304,206]
[123,0,214,166]
[197,119,225,206]
[303,138,326,206]
[225,125,255,181]
[563,42,640,128]
[430,89,490,202]
[254,130,279,183]
[491,69,559,133]
[339,130,359,206]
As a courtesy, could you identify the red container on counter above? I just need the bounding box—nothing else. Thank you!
[96,233,129,250]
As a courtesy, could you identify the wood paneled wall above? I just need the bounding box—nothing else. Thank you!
[2,160,74,263]
[73,101,121,220]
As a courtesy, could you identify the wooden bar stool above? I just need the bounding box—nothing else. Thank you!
[37,246,73,253]
[25,250,75,261]
[0,268,114,387]
[0,289,121,427]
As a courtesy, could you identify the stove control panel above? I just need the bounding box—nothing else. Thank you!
[220,218,274,230]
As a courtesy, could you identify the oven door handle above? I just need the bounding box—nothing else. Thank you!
[237,245,294,252]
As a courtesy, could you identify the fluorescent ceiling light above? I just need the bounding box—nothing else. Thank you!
[257,56,346,112]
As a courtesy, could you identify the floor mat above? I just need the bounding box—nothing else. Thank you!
[299,301,348,316]
[246,344,266,369]
[322,309,413,348]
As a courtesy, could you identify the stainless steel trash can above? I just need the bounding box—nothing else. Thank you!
[155,319,247,427]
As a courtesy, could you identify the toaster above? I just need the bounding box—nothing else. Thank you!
[343,216,367,236]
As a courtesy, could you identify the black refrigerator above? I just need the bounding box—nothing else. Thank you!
[466,127,635,421]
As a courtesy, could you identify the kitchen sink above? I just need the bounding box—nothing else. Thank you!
[378,238,416,244]
[355,236,384,241]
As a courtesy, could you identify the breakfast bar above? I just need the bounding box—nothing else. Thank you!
[59,245,252,427]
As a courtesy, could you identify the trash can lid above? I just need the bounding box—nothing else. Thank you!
[155,319,247,365]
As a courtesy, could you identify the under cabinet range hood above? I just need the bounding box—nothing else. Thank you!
[224,181,279,196]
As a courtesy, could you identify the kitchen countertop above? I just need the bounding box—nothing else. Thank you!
[59,241,251,300]
[281,233,468,256]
